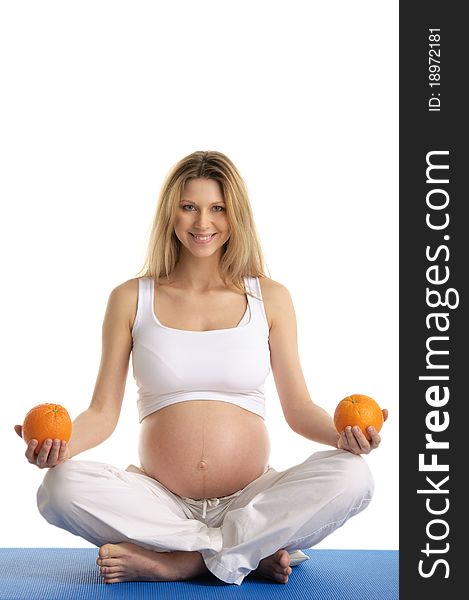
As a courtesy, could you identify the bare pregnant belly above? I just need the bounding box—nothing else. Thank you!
[138,400,271,499]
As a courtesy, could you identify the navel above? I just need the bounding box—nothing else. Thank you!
[197,459,208,470]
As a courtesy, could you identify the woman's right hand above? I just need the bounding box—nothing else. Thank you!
[14,425,70,469]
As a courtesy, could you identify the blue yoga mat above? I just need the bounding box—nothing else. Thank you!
[0,548,398,600]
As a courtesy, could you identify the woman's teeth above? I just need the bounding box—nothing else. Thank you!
[192,234,214,241]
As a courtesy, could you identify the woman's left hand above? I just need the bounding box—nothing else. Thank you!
[337,409,388,455]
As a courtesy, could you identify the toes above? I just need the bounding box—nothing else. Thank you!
[255,551,292,584]
[100,566,122,575]
[273,553,291,582]
[100,568,126,584]
[97,558,121,568]
[99,543,125,559]
[274,572,289,583]
[98,544,114,559]
[103,576,124,584]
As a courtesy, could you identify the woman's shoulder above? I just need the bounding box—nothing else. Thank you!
[257,276,293,330]
[110,277,140,298]
[107,278,140,330]
[258,275,291,300]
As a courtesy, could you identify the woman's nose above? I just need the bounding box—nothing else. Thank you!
[194,210,212,228]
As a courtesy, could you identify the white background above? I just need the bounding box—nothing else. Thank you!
[0,1,398,550]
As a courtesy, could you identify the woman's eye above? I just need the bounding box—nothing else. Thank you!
[182,205,225,212]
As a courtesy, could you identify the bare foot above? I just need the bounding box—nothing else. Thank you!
[96,542,210,584]
[253,549,292,583]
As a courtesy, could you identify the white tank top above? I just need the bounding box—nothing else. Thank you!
[131,276,271,422]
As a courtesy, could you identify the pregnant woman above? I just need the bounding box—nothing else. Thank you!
[15,150,387,586]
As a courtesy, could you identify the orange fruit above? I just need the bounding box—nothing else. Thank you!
[22,403,72,454]
[334,394,383,441]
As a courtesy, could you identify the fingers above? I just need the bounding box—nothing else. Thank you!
[14,425,23,438]
[47,440,62,465]
[24,439,69,469]
[25,439,39,463]
[57,440,69,462]
[342,427,355,450]
[36,439,54,468]
[338,420,385,455]
[339,426,375,455]
[349,426,371,454]
[339,427,363,454]
[367,427,382,449]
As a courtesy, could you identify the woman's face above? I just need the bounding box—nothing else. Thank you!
[173,178,231,256]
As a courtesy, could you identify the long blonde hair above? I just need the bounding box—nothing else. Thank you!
[135,150,271,297]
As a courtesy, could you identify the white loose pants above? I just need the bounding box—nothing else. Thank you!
[37,449,374,585]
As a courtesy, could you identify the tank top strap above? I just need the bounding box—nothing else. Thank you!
[132,277,154,333]
[244,275,269,331]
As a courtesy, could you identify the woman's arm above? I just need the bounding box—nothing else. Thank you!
[262,279,339,447]
[66,280,136,458]
[16,279,137,468]
[264,279,385,453]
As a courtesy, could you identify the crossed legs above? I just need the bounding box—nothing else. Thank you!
[37,449,374,585]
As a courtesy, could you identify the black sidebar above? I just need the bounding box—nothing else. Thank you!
[400,2,465,599]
